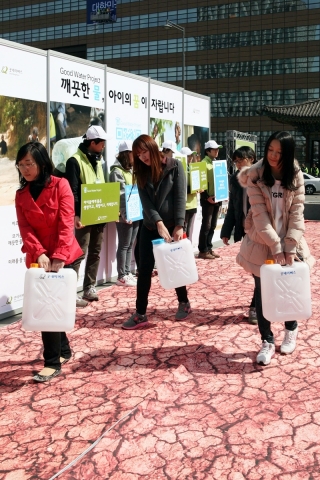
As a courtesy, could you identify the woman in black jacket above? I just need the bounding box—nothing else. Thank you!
[122,134,190,330]
[221,146,257,324]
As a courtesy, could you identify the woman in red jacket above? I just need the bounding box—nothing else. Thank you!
[15,142,83,382]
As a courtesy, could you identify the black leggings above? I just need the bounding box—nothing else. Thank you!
[136,224,189,315]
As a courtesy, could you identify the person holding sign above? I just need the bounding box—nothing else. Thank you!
[109,140,139,287]
[236,132,315,365]
[15,142,83,382]
[122,134,191,330]
[198,140,223,259]
[181,146,199,239]
[65,125,108,305]
[220,146,257,324]
[161,140,178,159]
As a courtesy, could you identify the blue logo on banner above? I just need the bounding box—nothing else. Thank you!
[87,0,117,25]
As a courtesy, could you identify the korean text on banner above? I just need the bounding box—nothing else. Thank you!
[125,185,143,222]
[189,162,207,193]
[81,183,120,225]
[213,160,229,202]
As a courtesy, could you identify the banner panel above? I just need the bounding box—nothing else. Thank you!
[183,93,210,159]
[106,70,148,278]
[150,81,183,152]
[0,42,47,317]
[106,70,149,166]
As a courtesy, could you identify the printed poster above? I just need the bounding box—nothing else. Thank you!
[125,185,143,222]
[81,183,120,225]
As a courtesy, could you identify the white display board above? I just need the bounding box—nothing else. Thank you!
[0,41,47,317]
[49,53,107,287]
[49,52,105,108]
[106,69,149,279]
[150,80,183,151]
[184,92,210,128]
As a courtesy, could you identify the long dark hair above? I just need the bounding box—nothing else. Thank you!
[261,131,298,191]
[132,134,165,189]
[16,142,53,189]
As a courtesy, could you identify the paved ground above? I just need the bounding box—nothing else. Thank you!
[0,222,319,480]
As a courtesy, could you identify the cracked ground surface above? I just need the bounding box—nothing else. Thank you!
[0,221,319,480]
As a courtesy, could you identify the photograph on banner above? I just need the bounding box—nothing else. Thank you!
[189,162,207,193]
[0,96,47,207]
[150,118,182,151]
[50,102,105,174]
[213,160,229,202]
[125,184,143,222]
[235,139,256,151]
[81,182,120,225]
[184,125,210,159]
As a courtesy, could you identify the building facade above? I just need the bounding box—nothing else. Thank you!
[1,0,320,159]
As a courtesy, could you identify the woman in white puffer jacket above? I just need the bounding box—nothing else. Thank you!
[236,131,315,366]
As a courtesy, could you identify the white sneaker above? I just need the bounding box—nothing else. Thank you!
[116,275,136,286]
[127,273,137,284]
[280,327,298,354]
[76,295,88,308]
[256,340,275,365]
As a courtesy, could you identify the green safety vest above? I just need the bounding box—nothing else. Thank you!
[110,166,133,185]
[73,148,105,184]
[186,167,198,210]
[201,155,215,196]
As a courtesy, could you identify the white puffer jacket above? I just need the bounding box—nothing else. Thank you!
[236,159,315,277]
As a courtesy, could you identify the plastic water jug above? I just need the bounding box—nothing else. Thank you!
[260,260,312,323]
[152,237,198,289]
[22,264,77,332]
[52,137,82,173]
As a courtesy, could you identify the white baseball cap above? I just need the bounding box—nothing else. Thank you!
[118,140,133,152]
[85,125,109,141]
[161,140,178,155]
[204,140,222,150]
[180,147,197,156]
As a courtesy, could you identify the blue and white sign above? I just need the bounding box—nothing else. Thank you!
[87,0,117,24]
[213,160,229,202]
[125,185,143,222]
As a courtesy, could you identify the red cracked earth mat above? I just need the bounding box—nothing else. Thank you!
[0,222,319,480]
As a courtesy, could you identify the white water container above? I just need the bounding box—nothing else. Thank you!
[22,265,77,332]
[152,237,198,289]
[260,260,312,323]
[52,136,82,173]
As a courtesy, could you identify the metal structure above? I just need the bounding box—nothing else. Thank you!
[226,130,258,174]
[164,20,185,90]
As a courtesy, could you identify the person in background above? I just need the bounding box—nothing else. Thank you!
[15,142,83,382]
[0,135,7,156]
[220,146,257,325]
[65,125,108,305]
[198,140,223,260]
[161,140,178,159]
[122,134,191,330]
[311,163,319,177]
[109,140,139,286]
[181,146,199,239]
[28,128,39,143]
[236,131,315,365]
[300,163,308,173]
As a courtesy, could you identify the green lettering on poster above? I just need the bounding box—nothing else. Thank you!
[81,183,120,225]
[189,162,207,193]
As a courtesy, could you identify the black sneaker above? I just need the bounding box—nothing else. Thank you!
[175,301,191,320]
[122,312,149,330]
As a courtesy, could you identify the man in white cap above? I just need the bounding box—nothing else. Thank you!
[198,140,223,260]
[161,140,178,158]
[65,125,108,306]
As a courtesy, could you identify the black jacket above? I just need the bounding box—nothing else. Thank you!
[220,171,250,242]
[138,157,186,230]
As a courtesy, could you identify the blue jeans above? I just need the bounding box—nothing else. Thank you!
[116,221,139,278]
[253,275,297,344]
